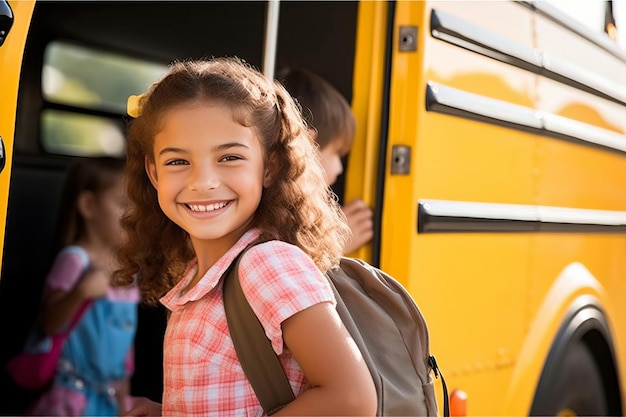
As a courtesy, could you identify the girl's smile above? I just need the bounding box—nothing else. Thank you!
[184,200,233,220]
[185,200,231,213]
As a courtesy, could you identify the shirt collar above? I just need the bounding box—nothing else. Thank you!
[160,228,262,310]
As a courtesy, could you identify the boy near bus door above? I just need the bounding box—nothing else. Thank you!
[29,157,139,416]
[278,67,373,254]
[116,57,377,416]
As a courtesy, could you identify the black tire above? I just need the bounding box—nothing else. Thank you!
[530,340,608,416]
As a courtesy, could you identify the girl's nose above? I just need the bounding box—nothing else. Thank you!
[189,164,220,191]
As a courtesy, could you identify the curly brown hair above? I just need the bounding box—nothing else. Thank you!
[114,57,351,304]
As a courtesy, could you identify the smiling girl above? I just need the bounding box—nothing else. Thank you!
[115,57,376,417]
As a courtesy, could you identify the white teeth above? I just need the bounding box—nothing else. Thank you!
[188,202,227,212]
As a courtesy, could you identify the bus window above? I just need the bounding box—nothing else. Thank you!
[38,41,166,156]
[544,0,607,35]
[41,110,125,157]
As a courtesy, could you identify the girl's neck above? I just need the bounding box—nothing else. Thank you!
[193,239,235,275]
[190,227,252,277]
[75,237,116,268]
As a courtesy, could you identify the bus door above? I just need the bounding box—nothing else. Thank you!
[0,0,34,268]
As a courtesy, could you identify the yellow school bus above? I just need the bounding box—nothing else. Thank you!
[2,0,626,415]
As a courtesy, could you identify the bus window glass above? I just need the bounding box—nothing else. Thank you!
[41,41,166,156]
[42,41,166,112]
[42,110,126,157]
[544,0,607,35]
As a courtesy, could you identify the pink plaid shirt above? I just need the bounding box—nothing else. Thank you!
[160,228,336,417]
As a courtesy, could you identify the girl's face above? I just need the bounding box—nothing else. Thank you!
[146,103,268,250]
[319,138,345,186]
[90,176,128,249]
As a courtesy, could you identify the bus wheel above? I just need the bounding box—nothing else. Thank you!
[530,340,608,416]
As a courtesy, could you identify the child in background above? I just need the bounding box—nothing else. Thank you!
[116,57,376,416]
[278,67,373,254]
[28,157,139,416]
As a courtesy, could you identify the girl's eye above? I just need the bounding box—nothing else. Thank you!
[220,155,242,162]
[165,159,188,166]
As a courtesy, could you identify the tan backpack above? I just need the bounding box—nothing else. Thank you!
[224,247,449,416]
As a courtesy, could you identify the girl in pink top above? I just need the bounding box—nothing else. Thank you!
[28,157,139,416]
[115,57,376,417]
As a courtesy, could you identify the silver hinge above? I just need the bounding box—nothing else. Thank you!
[390,145,411,175]
[399,26,417,52]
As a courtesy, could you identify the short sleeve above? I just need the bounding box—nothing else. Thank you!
[45,246,90,293]
[237,241,335,355]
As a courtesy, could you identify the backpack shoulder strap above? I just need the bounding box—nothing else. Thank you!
[222,245,295,415]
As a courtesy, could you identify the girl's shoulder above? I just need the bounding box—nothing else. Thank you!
[240,240,317,274]
[57,245,91,268]
[52,245,91,273]
[235,239,334,355]
[45,245,91,290]
[244,239,303,257]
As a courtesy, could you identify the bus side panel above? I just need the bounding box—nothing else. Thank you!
[531,8,626,411]
[383,1,538,414]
